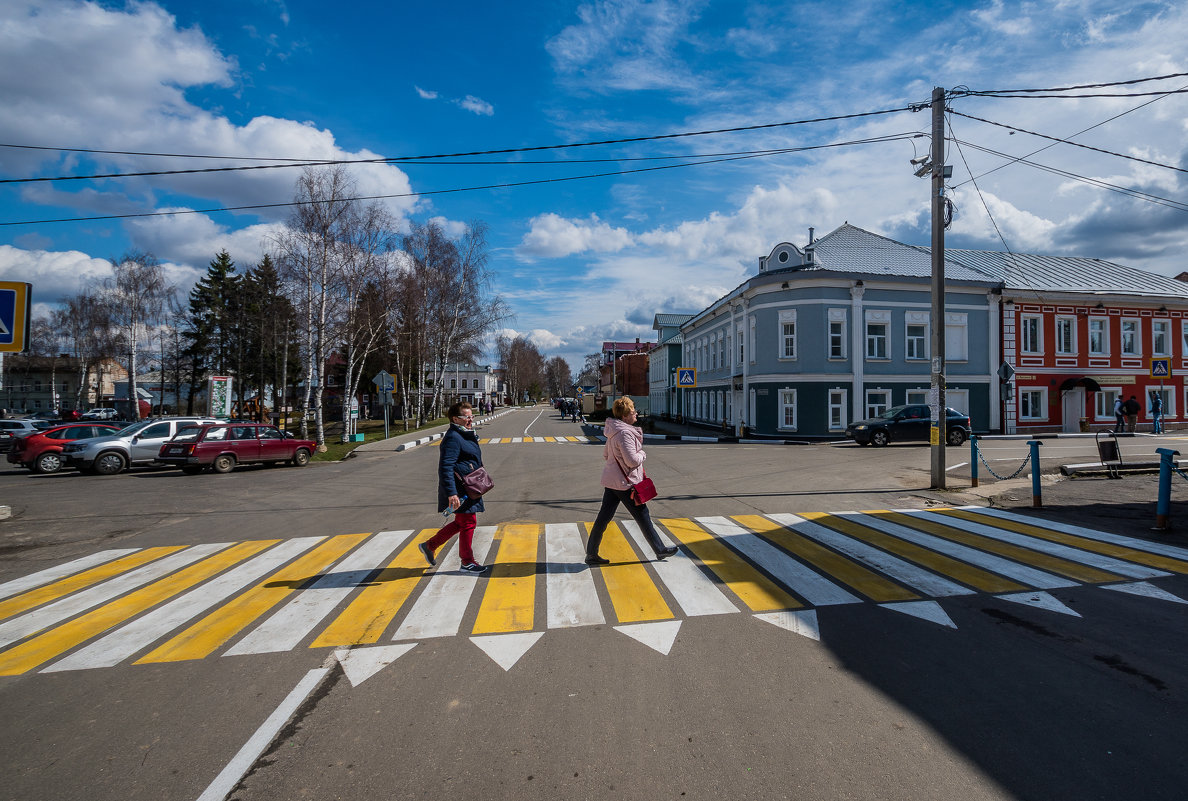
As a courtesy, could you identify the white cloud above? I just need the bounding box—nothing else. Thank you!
[457,95,495,116]
[516,213,634,259]
[415,86,438,99]
[0,244,202,306]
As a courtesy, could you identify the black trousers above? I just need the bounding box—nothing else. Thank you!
[586,486,667,557]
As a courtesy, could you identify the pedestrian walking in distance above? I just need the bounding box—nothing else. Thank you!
[584,397,678,566]
[1123,395,1141,433]
[1113,397,1125,433]
[419,401,489,573]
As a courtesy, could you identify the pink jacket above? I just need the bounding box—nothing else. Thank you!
[601,417,646,489]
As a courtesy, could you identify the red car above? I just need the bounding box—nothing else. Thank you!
[7,422,123,474]
[157,422,315,474]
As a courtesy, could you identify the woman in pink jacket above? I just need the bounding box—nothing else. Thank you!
[584,397,679,566]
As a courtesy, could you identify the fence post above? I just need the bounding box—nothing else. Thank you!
[1028,439,1043,508]
[970,434,979,488]
[1154,447,1180,531]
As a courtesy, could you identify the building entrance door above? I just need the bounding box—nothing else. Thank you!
[1062,387,1085,433]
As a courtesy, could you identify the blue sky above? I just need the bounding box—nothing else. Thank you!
[2,0,1186,370]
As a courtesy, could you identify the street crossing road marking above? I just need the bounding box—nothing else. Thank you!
[3,507,1188,676]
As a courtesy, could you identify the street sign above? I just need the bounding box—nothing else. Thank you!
[0,281,32,353]
[1150,358,1171,378]
[372,370,395,392]
[677,367,697,387]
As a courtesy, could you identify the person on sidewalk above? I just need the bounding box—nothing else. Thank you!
[1123,395,1141,433]
[419,401,489,573]
[1113,396,1125,433]
[1151,392,1164,434]
[584,396,678,566]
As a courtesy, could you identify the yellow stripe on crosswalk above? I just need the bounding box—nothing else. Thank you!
[588,522,673,623]
[0,546,186,623]
[874,511,1124,584]
[543,437,557,443]
[136,533,369,664]
[472,524,540,634]
[310,531,435,648]
[734,515,918,603]
[661,518,801,611]
[799,512,1026,593]
[0,540,276,676]
[936,509,1188,574]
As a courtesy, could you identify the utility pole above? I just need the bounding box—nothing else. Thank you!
[929,86,948,489]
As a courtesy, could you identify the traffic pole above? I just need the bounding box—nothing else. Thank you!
[1028,439,1043,507]
[1154,447,1179,531]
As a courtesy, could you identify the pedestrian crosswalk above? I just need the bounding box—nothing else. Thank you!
[477,435,602,444]
[2,507,1187,676]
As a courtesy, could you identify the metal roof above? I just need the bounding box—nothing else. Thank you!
[808,224,992,282]
[654,313,694,328]
[939,249,1188,298]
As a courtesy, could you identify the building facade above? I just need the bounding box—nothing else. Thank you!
[648,314,692,417]
[0,355,127,415]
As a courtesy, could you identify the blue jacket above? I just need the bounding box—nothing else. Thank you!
[438,424,485,514]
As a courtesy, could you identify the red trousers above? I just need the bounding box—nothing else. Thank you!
[425,512,477,564]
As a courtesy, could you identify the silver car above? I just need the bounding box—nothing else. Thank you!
[61,417,220,475]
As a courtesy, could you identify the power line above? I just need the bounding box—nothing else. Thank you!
[0,133,922,227]
[0,106,913,184]
[949,72,1188,97]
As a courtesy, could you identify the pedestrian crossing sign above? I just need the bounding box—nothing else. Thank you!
[1151,358,1171,378]
[0,281,31,353]
[677,367,697,387]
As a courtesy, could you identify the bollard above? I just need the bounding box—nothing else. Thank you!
[1028,440,1043,507]
[1154,447,1180,531]
[970,434,979,488]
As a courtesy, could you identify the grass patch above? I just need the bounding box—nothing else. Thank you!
[295,416,449,462]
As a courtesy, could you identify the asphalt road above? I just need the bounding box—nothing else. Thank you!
[2,406,1187,801]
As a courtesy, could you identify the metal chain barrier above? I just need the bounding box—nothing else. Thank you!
[976,443,1032,481]
[1174,464,1188,483]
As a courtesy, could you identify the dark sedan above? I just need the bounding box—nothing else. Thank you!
[845,404,971,447]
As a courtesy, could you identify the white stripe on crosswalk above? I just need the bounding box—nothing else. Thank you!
[0,550,139,602]
[544,523,605,628]
[622,520,739,616]
[41,538,325,672]
[841,512,1077,589]
[697,516,861,606]
[767,513,975,598]
[954,506,1188,561]
[391,526,496,640]
[0,544,233,649]
[224,531,413,656]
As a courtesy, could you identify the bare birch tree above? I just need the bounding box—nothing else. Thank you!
[103,252,169,420]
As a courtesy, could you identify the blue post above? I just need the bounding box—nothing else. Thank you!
[1155,447,1180,531]
[970,435,979,488]
[1028,439,1043,507]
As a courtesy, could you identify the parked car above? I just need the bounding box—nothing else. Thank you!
[157,423,314,474]
[81,408,119,420]
[60,417,220,475]
[6,423,123,473]
[845,405,971,447]
[0,419,47,452]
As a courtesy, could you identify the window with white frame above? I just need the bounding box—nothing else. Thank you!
[778,310,797,359]
[737,325,745,365]
[1055,316,1075,354]
[1021,315,1041,354]
[1096,388,1121,419]
[828,309,847,359]
[1089,318,1108,355]
[906,389,928,405]
[828,389,847,430]
[1122,320,1139,355]
[1182,321,1188,358]
[1019,389,1046,420]
[778,389,797,430]
[1153,320,1170,356]
[945,313,969,361]
[865,310,890,359]
[906,311,928,360]
[866,389,891,418]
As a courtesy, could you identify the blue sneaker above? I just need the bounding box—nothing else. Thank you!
[460,562,488,573]
[418,542,436,566]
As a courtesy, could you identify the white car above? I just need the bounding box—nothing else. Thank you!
[82,408,119,420]
[61,417,220,475]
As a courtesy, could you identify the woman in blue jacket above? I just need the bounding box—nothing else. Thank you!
[419,401,489,573]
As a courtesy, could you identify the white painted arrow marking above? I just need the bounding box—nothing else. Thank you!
[753,610,820,641]
[614,621,682,655]
[334,643,417,687]
[881,601,957,629]
[471,632,544,671]
[1101,582,1188,605]
[997,591,1081,617]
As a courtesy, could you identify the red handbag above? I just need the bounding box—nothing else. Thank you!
[610,435,657,505]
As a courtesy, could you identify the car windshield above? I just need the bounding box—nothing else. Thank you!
[116,421,154,435]
[172,426,203,442]
[878,405,909,420]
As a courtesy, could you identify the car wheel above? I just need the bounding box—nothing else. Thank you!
[947,428,968,446]
[291,448,311,467]
[212,454,236,474]
[871,430,890,447]
[93,451,127,475]
[34,452,63,474]
[182,465,204,475]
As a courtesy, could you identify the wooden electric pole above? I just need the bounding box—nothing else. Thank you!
[930,86,948,489]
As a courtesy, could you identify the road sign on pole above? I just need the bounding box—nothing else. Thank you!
[0,282,32,353]
[677,367,697,387]
[1151,358,1171,378]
